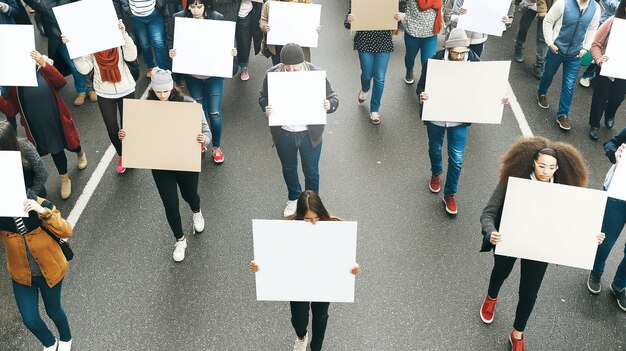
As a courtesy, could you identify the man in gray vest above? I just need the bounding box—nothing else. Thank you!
[537,0,600,131]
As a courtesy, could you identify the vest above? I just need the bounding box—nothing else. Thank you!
[554,0,597,57]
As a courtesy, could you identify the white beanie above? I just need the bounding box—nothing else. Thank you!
[150,67,174,91]
[445,28,470,49]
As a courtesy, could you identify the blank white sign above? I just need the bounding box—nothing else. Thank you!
[422,60,510,124]
[607,161,626,201]
[496,177,607,270]
[457,0,510,37]
[0,25,37,87]
[267,2,321,47]
[600,18,626,80]
[0,151,28,217]
[172,18,236,78]
[268,70,326,126]
[252,219,358,303]
[53,0,124,58]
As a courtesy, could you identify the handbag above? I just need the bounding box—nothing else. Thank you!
[41,226,74,261]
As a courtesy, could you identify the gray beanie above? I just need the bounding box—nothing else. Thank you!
[445,28,470,49]
[280,43,305,65]
[151,67,174,91]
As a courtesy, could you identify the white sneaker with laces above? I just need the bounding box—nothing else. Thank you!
[292,333,308,351]
[193,210,205,233]
[43,340,58,351]
[579,77,591,87]
[58,339,73,351]
[358,90,367,104]
[283,200,298,217]
[173,238,188,262]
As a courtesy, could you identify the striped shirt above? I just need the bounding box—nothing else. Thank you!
[13,217,42,276]
[129,0,156,17]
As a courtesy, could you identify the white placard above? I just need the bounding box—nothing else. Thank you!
[252,219,358,302]
[422,60,510,124]
[600,18,626,80]
[0,151,28,217]
[172,18,236,78]
[268,71,326,126]
[456,0,510,37]
[267,2,321,47]
[0,25,37,87]
[53,0,124,59]
[496,177,607,270]
[607,161,626,201]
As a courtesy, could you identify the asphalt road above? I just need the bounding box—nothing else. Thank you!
[1,1,625,350]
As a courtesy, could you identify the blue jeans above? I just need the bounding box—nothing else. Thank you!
[275,130,322,201]
[593,197,626,289]
[57,43,93,94]
[131,9,169,70]
[404,32,437,69]
[469,42,485,58]
[426,123,468,196]
[185,76,224,147]
[582,63,597,79]
[12,276,71,347]
[358,51,390,113]
[537,50,582,117]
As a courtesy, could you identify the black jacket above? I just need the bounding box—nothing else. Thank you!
[604,126,626,164]
[166,9,226,50]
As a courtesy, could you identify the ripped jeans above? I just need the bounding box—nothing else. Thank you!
[184,76,225,147]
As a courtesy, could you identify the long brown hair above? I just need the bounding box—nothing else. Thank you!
[498,136,588,187]
[146,87,186,102]
[285,190,341,221]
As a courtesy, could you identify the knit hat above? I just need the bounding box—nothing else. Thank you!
[445,28,469,49]
[280,43,305,65]
[151,67,174,91]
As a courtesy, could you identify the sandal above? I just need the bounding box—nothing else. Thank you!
[370,112,381,125]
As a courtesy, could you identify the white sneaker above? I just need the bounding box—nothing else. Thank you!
[283,200,298,217]
[579,77,591,87]
[173,238,187,262]
[43,340,58,351]
[292,332,308,351]
[58,339,72,351]
[357,90,367,104]
[192,210,205,233]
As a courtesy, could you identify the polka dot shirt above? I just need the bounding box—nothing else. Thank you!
[344,1,395,53]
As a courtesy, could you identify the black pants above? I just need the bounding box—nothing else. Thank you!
[290,301,330,351]
[151,170,200,240]
[487,255,548,332]
[588,74,626,128]
[271,45,284,66]
[51,146,82,174]
[97,92,135,156]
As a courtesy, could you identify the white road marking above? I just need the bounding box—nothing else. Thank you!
[507,83,534,137]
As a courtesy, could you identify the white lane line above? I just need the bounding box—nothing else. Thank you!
[507,83,534,137]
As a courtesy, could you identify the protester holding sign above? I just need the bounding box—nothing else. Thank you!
[344,0,403,124]
[478,137,603,351]
[128,0,170,75]
[0,191,73,351]
[258,43,339,217]
[118,68,210,262]
[0,51,87,200]
[249,190,360,351]
[168,0,236,164]
[73,19,137,174]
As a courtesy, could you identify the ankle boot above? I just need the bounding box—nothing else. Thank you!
[59,174,71,199]
[77,150,88,170]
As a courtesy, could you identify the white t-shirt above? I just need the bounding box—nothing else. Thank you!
[239,0,253,18]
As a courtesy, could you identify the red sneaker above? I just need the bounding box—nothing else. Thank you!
[429,174,440,193]
[212,147,224,164]
[443,194,457,214]
[116,156,126,174]
[201,145,207,153]
[480,295,497,324]
[509,330,525,351]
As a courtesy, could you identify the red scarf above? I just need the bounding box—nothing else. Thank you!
[94,49,121,83]
[416,0,442,35]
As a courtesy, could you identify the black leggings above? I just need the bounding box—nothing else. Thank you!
[51,146,82,175]
[588,74,626,128]
[290,301,330,351]
[97,92,135,156]
[487,255,548,332]
[151,170,200,240]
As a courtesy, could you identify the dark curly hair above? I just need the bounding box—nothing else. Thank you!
[498,136,588,187]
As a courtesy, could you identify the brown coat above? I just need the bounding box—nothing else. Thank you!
[537,0,555,17]
[259,0,313,62]
[1,197,73,288]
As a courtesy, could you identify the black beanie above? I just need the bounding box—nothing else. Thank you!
[280,43,305,65]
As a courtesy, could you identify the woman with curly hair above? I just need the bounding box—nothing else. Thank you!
[477,137,604,351]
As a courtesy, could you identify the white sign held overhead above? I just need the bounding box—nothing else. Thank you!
[252,220,358,303]
[267,2,321,47]
[495,177,607,270]
[0,25,37,87]
[600,18,626,80]
[456,0,510,37]
[53,0,124,59]
[422,60,510,124]
[172,18,236,78]
[268,71,327,126]
[0,151,28,217]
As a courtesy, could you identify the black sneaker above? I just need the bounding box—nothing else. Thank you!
[514,47,523,63]
[605,118,615,130]
[589,127,599,141]
[610,283,626,312]
[404,69,414,85]
[587,271,602,294]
